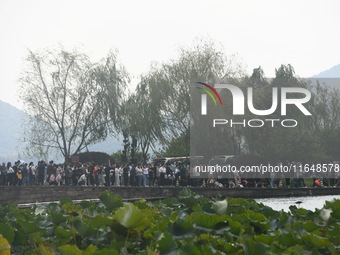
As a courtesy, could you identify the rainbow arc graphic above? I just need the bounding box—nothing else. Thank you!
[196,82,223,105]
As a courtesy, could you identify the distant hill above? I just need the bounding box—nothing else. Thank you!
[0,100,27,162]
[313,64,340,78]
[0,100,122,163]
[88,136,122,155]
[310,64,340,89]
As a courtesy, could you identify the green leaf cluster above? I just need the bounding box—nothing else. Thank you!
[0,190,339,254]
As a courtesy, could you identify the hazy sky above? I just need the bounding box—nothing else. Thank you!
[0,0,339,109]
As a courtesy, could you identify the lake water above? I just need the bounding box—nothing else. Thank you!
[255,195,340,212]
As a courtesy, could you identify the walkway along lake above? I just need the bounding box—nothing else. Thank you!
[1,186,340,204]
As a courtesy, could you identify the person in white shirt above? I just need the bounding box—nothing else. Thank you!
[135,164,143,187]
[143,165,149,187]
[114,164,121,186]
[78,173,87,186]
[159,165,166,186]
[6,162,14,186]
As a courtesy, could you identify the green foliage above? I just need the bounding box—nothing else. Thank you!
[0,224,15,244]
[114,203,148,229]
[160,131,190,157]
[239,65,340,162]
[0,191,339,254]
[111,150,146,165]
[59,244,82,255]
[126,39,244,158]
[0,235,11,255]
[98,191,123,212]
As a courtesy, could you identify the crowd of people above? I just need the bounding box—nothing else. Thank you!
[0,160,191,187]
[0,159,339,188]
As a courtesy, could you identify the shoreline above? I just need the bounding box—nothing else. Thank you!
[1,186,340,204]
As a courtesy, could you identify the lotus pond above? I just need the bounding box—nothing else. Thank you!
[0,189,339,254]
[256,195,340,212]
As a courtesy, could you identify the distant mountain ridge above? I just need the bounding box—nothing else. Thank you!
[0,100,121,163]
[313,64,340,78]
[309,64,340,89]
[0,100,27,162]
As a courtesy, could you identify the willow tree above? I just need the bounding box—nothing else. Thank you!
[308,81,340,160]
[139,39,244,156]
[120,77,168,163]
[20,48,128,162]
[239,64,322,162]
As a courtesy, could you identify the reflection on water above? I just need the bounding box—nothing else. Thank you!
[255,195,340,212]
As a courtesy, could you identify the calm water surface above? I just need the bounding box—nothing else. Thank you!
[255,195,340,212]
